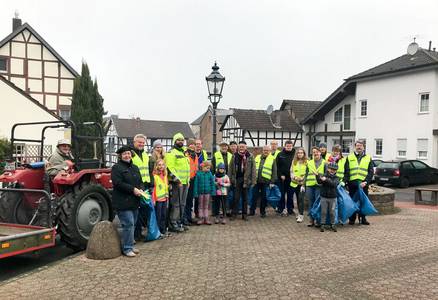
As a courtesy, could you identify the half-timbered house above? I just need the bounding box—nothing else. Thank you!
[105,116,195,165]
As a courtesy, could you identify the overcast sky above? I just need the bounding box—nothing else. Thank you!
[1,0,438,123]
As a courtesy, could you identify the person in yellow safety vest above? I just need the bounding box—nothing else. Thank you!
[152,159,169,236]
[194,139,208,218]
[212,141,232,172]
[164,132,191,233]
[251,145,277,217]
[270,140,281,159]
[344,140,374,226]
[319,142,331,161]
[326,144,346,183]
[289,147,308,223]
[303,146,325,227]
[131,134,154,241]
[184,139,199,225]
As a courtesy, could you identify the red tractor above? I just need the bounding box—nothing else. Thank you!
[0,120,113,251]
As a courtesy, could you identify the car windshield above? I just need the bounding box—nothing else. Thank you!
[373,160,383,167]
[378,162,399,169]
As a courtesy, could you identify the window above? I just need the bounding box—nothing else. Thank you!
[0,57,7,72]
[396,138,407,157]
[360,100,367,117]
[344,104,351,130]
[334,107,343,122]
[417,138,428,159]
[401,162,414,170]
[412,161,427,169]
[375,139,383,156]
[59,109,71,120]
[419,93,429,113]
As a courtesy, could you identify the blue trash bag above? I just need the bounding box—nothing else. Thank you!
[353,187,378,216]
[309,197,321,223]
[337,185,358,223]
[266,185,281,209]
[141,196,161,241]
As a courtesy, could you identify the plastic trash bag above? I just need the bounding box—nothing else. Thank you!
[311,195,339,225]
[266,185,281,208]
[337,185,358,223]
[142,197,161,241]
[353,187,378,216]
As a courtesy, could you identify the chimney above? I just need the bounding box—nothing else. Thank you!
[135,117,141,129]
[429,41,432,51]
[12,11,22,32]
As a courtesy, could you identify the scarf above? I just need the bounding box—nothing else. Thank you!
[215,171,226,178]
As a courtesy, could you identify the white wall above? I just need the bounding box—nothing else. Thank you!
[355,69,438,166]
[0,79,63,157]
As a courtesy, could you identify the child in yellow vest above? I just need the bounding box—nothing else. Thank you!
[152,159,169,235]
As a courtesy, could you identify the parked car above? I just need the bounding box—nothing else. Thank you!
[375,160,438,188]
[371,159,384,183]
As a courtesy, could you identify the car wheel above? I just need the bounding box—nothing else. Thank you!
[399,177,409,188]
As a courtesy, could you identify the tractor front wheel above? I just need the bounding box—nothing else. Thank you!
[57,183,111,251]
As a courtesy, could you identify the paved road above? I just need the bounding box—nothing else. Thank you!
[0,237,75,282]
[1,207,437,299]
[391,183,438,202]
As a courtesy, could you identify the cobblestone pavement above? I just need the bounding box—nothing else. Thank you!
[1,208,438,299]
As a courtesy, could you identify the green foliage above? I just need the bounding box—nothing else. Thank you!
[70,63,106,159]
[0,138,11,174]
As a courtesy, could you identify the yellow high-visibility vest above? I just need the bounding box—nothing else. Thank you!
[214,151,232,170]
[165,148,190,184]
[290,161,307,188]
[305,159,325,187]
[347,153,371,181]
[335,157,346,181]
[153,174,169,201]
[131,151,150,183]
[272,149,281,159]
[255,154,275,180]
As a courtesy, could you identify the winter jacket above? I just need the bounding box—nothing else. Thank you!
[45,148,74,176]
[276,148,295,179]
[215,174,231,196]
[111,159,144,211]
[316,170,340,198]
[256,155,278,184]
[228,151,257,188]
[193,170,216,197]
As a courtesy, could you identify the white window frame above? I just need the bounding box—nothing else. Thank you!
[396,138,407,158]
[374,138,383,157]
[333,107,343,123]
[418,93,430,114]
[417,138,428,160]
[359,100,368,117]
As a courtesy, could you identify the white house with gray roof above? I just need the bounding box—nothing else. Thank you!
[303,41,438,167]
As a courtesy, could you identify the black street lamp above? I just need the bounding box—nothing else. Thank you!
[206,62,225,155]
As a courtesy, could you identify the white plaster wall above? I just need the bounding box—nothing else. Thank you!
[27,44,42,60]
[314,95,356,132]
[356,70,438,166]
[0,43,9,55]
[0,79,62,149]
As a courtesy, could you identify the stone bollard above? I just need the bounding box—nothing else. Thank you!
[86,220,121,260]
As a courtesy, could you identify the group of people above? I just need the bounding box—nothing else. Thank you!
[109,132,374,257]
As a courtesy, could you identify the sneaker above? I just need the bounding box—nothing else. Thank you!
[331,225,337,232]
[196,219,204,225]
[221,218,227,225]
[361,218,370,225]
[182,225,189,231]
[307,222,314,227]
[204,219,212,225]
[320,226,325,232]
[281,209,288,216]
[133,248,140,254]
[214,217,220,224]
[297,215,304,223]
[315,223,321,228]
[242,215,248,221]
[124,251,136,257]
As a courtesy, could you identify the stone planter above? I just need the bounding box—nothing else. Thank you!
[368,185,396,214]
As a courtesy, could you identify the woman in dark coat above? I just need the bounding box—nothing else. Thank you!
[112,145,144,257]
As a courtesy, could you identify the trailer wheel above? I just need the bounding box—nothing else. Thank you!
[0,191,33,224]
[57,182,112,251]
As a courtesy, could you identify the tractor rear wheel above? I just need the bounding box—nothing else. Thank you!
[57,183,111,251]
[0,190,35,224]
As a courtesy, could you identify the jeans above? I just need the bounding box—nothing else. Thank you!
[293,185,305,215]
[278,178,294,213]
[321,196,336,225]
[306,186,320,222]
[251,183,268,215]
[184,178,195,222]
[169,183,189,228]
[233,177,248,216]
[117,209,138,254]
[155,201,168,234]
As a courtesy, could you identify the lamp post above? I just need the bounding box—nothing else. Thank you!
[206,62,225,155]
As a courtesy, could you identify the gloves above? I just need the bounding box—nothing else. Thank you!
[340,181,345,187]
[300,186,305,193]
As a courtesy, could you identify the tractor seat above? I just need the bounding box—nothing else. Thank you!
[75,159,101,171]
[29,161,46,169]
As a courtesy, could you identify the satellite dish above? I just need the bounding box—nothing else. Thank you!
[407,42,419,55]
[266,105,274,115]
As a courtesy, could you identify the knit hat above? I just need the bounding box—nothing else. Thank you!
[319,142,327,148]
[173,132,185,144]
[152,140,162,148]
[187,138,196,146]
[327,162,338,170]
[217,162,225,170]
